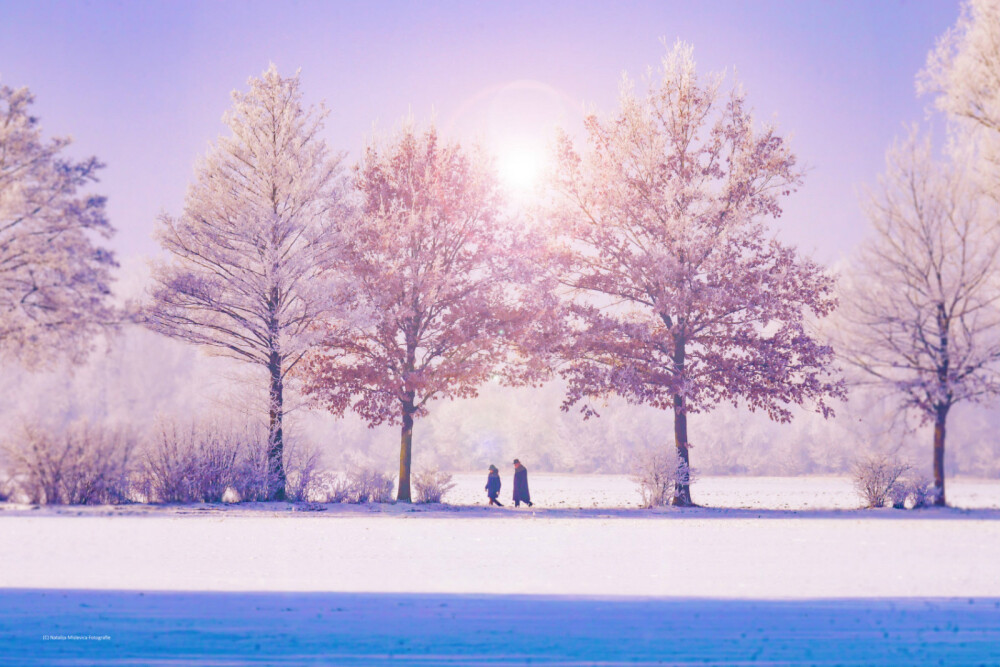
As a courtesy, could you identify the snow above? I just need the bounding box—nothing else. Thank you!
[3,592,999,665]
[442,472,1000,510]
[2,474,999,663]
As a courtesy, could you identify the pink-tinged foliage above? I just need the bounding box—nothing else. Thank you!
[548,43,842,503]
[0,84,117,368]
[145,66,352,499]
[302,126,554,501]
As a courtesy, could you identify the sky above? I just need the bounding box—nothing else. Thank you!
[0,0,962,271]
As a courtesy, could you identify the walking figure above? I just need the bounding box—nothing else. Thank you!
[485,464,503,506]
[512,458,533,508]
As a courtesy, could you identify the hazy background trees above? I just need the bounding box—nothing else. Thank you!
[145,66,352,499]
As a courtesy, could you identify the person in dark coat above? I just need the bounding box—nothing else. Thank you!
[512,459,533,508]
[485,464,503,506]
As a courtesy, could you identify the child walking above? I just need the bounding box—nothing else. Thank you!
[485,464,503,506]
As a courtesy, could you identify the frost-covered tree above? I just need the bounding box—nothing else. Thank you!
[0,83,117,367]
[548,42,842,505]
[921,0,1000,135]
[838,132,1000,506]
[921,0,1000,181]
[146,66,350,499]
[302,126,552,502]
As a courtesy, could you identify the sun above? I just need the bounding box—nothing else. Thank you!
[496,144,547,194]
[441,79,583,200]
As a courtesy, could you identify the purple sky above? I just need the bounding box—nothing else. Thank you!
[0,0,960,266]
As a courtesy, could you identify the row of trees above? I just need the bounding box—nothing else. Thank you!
[140,51,844,505]
[5,5,1000,506]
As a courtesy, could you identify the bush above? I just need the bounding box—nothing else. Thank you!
[347,467,396,503]
[631,446,692,508]
[853,455,910,508]
[2,422,137,505]
[284,442,321,503]
[300,468,395,504]
[310,471,353,503]
[906,474,937,509]
[141,423,244,503]
[0,472,13,502]
[142,422,313,504]
[413,469,455,504]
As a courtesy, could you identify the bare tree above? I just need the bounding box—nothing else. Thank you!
[146,66,351,499]
[838,131,1000,506]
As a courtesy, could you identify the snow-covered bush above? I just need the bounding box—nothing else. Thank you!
[141,423,241,503]
[888,477,910,509]
[905,474,935,508]
[283,443,321,503]
[227,433,276,503]
[2,422,137,504]
[141,422,313,503]
[631,446,692,508]
[413,469,455,503]
[309,471,353,503]
[346,467,396,504]
[853,455,910,508]
[301,468,395,504]
[0,471,13,502]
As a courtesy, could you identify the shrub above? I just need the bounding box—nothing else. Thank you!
[310,471,353,503]
[631,446,692,508]
[902,473,935,509]
[228,432,274,502]
[853,455,910,508]
[2,422,137,505]
[142,422,302,503]
[292,467,394,504]
[0,472,13,502]
[413,469,455,504]
[347,467,396,503]
[888,477,910,509]
[142,423,242,503]
[284,442,321,503]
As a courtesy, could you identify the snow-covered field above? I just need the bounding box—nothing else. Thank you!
[2,474,999,664]
[442,472,1000,510]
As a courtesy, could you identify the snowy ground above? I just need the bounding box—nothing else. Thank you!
[2,475,999,664]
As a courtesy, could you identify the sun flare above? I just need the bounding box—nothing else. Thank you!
[496,144,547,194]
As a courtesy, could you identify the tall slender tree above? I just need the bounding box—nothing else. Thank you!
[0,83,117,367]
[146,66,350,499]
[302,126,552,502]
[548,43,842,505]
[838,132,1000,506]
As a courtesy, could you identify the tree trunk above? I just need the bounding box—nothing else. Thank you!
[397,395,415,503]
[268,352,286,501]
[672,392,693,506]
[932,403,949,507]
[669,332,693,507]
